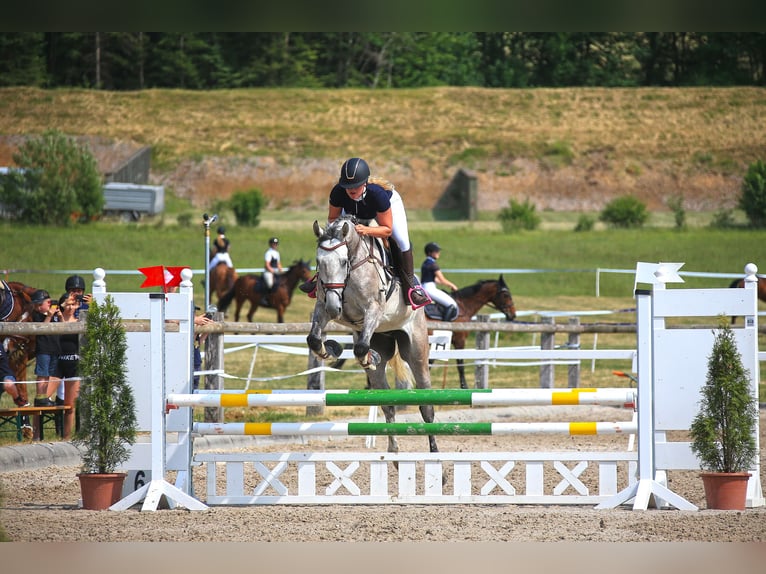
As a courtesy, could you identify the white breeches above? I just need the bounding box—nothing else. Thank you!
[423,282,457,309]
[264,271,275,289]
[209,253,233,270]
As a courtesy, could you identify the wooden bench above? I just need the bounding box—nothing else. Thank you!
[0,405,72,441]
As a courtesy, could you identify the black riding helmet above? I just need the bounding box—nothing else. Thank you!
[269,237,279,245]
[425,242,441,256]
[65,275,86,292]
[338,158,370,189]
[217,226,225,234]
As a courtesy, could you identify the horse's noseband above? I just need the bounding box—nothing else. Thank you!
[317,239,350,292]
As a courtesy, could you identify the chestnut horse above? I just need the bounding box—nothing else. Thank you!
[424,276,517,389]
[1,280,37,416]
[209,262,237,302]
[217,260,312,323]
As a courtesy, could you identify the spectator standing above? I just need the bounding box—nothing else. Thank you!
[56,292,81,439]
[30,289,61,407]
[64,274,91,319]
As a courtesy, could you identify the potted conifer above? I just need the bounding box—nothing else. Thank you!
[689,317,759,510]
[72,295,137,510]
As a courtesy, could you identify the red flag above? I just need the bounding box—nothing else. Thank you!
[165,266,188,288]
[138,266,166,289]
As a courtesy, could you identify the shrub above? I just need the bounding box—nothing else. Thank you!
[666,194,687,230]
[498,198,540,232]
[709,208,738,229]
[574,214,595,232]
[690,317,758,473]
[599,195,648,228]
[739,159,766,228]
[0,130,102,225]
[229,188,265,227]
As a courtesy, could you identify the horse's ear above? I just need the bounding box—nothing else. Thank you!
[313,220,323,238]
[341,221,349,237]
[499,274,506,286]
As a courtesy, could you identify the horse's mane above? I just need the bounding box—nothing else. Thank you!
[320,216,358,243]
[453,279,494,299]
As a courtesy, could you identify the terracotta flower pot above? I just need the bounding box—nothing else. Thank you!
[78,472,127,510]
[700,472,750,510]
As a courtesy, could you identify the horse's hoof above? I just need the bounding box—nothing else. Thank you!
[368,349,381,367]
[325,339,343,358]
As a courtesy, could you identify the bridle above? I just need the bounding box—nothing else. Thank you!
[490,284,515,318]
[316,231,387,299]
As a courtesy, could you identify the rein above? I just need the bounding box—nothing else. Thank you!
[318,234,387,292]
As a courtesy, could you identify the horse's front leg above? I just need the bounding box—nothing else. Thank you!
[306,306,343,360]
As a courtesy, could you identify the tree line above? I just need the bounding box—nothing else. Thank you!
[1,32,764,90]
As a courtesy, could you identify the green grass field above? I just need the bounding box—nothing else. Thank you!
[2,211,765,438]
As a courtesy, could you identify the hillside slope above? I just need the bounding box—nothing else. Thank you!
[1,87,763,212]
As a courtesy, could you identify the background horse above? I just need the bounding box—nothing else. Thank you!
[218,260,312,323]
[209,262,237,302]
[307,217,438,454]
[425,276,516,389]
[728,275,766,323]
[1,281,37,414]
[729,275,766,302]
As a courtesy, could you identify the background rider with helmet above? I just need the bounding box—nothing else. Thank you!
[208,226,234,272]
[421,242,459,321]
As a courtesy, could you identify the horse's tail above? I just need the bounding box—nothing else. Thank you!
[389,345,414,390]
[729,278,744,289]
[217,283,236,311]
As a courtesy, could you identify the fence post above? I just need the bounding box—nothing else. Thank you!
[306,352,325,416]
[306,314,325,416]
[474,314,490,389]
[540,315,555,388]
[203,311,224,423]
[567,316,580,388]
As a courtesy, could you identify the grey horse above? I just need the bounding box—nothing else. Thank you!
[306,216,438,453]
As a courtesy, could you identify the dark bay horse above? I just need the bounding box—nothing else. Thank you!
[217,260,312,323]
[425,276,517,389]
[729,276,766,302]
[307,216,438,454]
[209,262,237,302]
[728,275,766,323]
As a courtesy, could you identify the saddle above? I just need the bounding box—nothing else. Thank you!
[0,280,14,322]
[424,299,459,322]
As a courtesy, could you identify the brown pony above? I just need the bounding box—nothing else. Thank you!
[209,262,238,302]
[217,260,313,323]
[424,275,517,389]
[1,281,37,414]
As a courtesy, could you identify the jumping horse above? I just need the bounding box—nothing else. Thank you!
[217,260,313,323]
[424,276,517,389]
[306,216,438,454]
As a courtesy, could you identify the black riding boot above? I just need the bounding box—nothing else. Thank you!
[400,249,431,309]
[299,274,317,294]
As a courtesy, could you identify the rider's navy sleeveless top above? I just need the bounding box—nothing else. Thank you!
[329,182,392,220]
[421,256,439,283]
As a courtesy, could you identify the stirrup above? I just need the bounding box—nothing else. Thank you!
[299,276,317,293]
[408,287,431,310]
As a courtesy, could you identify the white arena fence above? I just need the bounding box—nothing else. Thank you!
[1,264,763,511]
